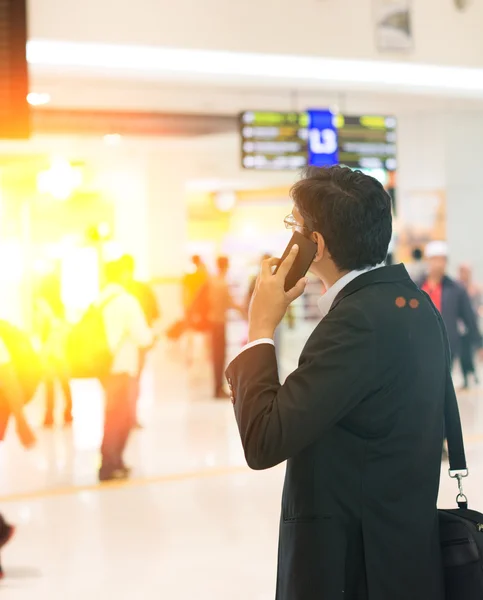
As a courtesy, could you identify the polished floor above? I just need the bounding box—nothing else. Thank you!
[1,325,483,599]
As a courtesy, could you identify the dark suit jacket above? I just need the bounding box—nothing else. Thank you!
[226,265,446,600]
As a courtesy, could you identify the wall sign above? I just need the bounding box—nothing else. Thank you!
[454,0,472,10]
[374,0,413,52]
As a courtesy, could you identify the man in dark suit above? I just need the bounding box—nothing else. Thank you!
[226,166,447,600]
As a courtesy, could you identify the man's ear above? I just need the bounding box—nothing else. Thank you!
[311,232,326,263]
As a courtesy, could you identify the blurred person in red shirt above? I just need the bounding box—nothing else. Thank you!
[183,256,210,365]
[183,256,209,314]
[420,242,481,385]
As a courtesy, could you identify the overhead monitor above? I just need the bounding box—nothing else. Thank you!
[240,111,309,171]
[337,115,397,171]
[0,0,30,139]
[240,111,396,172]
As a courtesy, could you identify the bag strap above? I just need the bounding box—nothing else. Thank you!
[436,303,467,473]
[445,376,469,508]
[445,377,467,473]
[422,290,469,508]
[437,304,469,507]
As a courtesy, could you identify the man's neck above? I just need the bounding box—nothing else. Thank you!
[320,264,351,290]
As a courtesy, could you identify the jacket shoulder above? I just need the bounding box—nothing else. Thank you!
[302,299,374,355]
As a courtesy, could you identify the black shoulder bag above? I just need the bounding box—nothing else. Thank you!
[439,375,483,599]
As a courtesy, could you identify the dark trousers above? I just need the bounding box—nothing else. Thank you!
[100,374,136,474]
[211,322,226,395]
[460,333,476,383]
[44,360,73,424]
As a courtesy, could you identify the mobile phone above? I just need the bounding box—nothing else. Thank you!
[275,230,317,292]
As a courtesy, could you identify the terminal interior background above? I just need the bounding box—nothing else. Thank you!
[2,0,483,598]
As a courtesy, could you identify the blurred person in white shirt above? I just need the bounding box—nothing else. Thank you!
[118,255,161,429]
[98,260,153,482]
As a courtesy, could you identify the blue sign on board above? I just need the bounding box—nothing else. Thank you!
[307,109,338,167]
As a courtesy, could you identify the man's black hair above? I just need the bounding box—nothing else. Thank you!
[291,166,392,271]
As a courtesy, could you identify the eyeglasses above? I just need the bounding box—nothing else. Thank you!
[284,213,310,233]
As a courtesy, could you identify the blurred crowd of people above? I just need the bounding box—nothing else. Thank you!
[0,253,162,573]
[0,255,160,484]
[0,251,274,487]
[0,243,479,476]
[0,240,481,572]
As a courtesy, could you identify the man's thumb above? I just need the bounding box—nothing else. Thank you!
[286,277,308,303]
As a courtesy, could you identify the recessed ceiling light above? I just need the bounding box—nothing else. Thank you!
[27,92,51,106]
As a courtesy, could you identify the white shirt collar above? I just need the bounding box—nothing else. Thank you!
[318,264,385,319]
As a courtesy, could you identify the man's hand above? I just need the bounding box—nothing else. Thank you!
[248,245,307,342]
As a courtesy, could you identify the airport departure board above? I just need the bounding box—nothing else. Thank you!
[337,115,397,171]
[240,111,309,170]
[0,0,30,139]
[240,111,397,172]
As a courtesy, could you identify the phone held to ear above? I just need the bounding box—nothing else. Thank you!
[275,230,318,292]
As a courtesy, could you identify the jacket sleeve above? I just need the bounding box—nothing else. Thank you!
[458,286,482,348]
[225,309,376,470]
